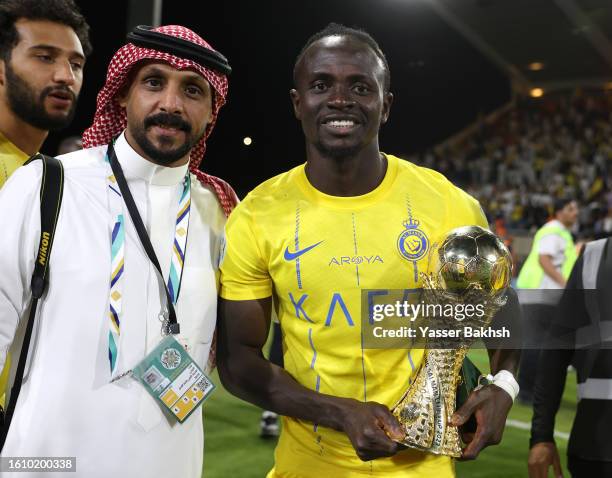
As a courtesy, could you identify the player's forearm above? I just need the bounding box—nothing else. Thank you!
[487,348,519,375]
[538,255,566,286]
[217,346,354,432]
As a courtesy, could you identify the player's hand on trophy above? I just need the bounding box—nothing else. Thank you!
[339,399,406,461]
[450,383,512,460]
[527,442,563,478]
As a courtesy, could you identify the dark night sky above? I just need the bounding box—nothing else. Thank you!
[50,0,510,196]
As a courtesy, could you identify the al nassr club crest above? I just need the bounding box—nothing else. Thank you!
[397,217,429,261]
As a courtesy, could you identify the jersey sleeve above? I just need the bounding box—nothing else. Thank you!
[219,200,272,300]
[471,201,489,230]
[446,186,489,231]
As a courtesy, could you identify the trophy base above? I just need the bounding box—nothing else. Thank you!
[393,427,462,458]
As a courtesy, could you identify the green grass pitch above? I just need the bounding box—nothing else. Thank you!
[203,349,577,477]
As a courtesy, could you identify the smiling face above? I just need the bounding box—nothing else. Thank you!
[118,61,213,167]
[0,18,85,131]
[290,35,392,160]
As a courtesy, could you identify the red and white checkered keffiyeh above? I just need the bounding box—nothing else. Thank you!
[83,25,238,370]
[82,25,238,217]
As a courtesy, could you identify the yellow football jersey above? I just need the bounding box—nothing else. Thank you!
[220,154,488,477]
[0,131,29,188]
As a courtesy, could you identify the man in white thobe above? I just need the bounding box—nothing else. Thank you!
[0,25,237,478]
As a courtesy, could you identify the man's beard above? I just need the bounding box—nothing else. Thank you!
[4,61,77,131]
[314,139,362,160]
[132,112,203,166]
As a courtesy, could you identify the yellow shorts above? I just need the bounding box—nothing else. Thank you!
[266,419,455,478]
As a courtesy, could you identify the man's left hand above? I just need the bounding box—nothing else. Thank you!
[450,384,513,460]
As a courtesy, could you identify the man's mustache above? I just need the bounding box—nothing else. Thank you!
[144,113,191,133]
[41,85,76,103]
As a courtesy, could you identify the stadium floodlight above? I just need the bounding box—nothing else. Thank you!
[528,62,545,71]
[530,88,544,98]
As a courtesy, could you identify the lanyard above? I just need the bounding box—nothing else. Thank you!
[105,139,191,375]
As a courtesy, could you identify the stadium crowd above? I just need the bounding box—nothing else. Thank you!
[411,89,612,239]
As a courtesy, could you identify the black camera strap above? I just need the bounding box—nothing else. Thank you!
[107,140,180,335]
[0,154,64,451]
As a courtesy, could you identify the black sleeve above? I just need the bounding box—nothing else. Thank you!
[530,253,584,447]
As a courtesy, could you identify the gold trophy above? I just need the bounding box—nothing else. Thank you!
[391,226,512,457]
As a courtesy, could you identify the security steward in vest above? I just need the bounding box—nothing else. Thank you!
[529,237,612,478]
[516,197,579,403]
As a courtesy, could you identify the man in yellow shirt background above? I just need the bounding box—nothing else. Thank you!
[0,0,90,186]
[217,23,520,477]
[0,0,91,404]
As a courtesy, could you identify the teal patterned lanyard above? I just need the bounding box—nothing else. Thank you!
[105,144,191,377]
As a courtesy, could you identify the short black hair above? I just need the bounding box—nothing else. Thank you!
[0,0,92,61]
[553,196,575,213]
[293,23,390,91]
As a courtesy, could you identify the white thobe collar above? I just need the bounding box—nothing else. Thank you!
[114,131,188,186]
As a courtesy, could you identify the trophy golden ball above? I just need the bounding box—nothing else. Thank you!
[431,225,512,301]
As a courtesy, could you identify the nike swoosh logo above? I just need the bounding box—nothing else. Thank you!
[284,241,324,261]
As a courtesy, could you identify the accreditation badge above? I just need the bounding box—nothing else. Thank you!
[133,336,215,423]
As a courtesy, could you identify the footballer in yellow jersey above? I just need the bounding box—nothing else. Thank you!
[221,154,487,476]
[217,23,518,478]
